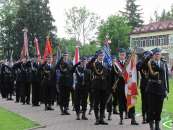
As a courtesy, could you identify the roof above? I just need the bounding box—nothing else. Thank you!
[131,20,173,34]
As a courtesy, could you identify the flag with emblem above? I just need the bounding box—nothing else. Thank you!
[125,53,138,111]
[103,39,112,67]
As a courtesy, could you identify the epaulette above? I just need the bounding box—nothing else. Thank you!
[161,58,167,62]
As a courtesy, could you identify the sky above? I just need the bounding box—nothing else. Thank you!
[49,0,173,38]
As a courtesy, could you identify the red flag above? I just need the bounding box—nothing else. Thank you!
[73,46,80,65]
[34,37,41,60]
[20,28,29,59]
[43,37,53,62]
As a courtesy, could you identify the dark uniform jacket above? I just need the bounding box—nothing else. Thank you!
[147,60,169,97]
[91,60,108,90]
[137,60,149,91]
[1,64,13,83]
[31,62,42,83]
[75,65,91,89]
[56,59,73,87]
[115,60,126,93]
[19,61,32,83]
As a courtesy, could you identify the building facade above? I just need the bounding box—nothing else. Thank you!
[130,20,173,65]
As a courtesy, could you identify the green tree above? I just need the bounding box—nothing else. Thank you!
[0,0,57,59]
[58,38,76,55]
[153,10,160,22]
[98,15,132,54]
[120,0,144,28]
[151,5,173,22]
[56,38,99,58]
[160,9,167,21]
[80,43,100,56]
[65,6,100,45]
[14,0,56,58]
[159,6,173,21]
[0,0,18,59]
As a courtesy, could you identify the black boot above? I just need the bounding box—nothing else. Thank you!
[60,106,64,115]
[45,104,48,111]
[108,112,112,120]
[125,112,128,119]
[142,114,147,124]
[155,121,161,130]
[94,111,100,125]
[64,107,70,115]
[47,104,54,110]
[76,112,80,120]
[149,121,154,130]
[119,113,123,125]
[103,112,105,118]
[64,109,70,115]
[131,114,139,125]
[82,112,88,120]
[99,113,108,125]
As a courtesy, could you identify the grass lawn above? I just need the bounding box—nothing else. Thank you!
[163,79,173,113]
[0,107,39,130]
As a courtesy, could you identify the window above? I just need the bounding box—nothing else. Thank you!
[140,39,143,47]
[155,36,159,46]
[158,36,164,46]
[145,38,147,46]
[149,37,152,46]
[132,38,139,47]
[153,36,157,46]
[164,35,168,45]
[140,38,145,47]
[136,39,140,47]
[146,37,150,46]
[149,37,154,46]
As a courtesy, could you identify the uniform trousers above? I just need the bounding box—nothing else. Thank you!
[75,87,88,113]
[147,93,164,122]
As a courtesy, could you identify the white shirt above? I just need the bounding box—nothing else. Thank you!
[156,60,160,67]
[120,60,125,65]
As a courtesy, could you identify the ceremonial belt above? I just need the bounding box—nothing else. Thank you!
[148,79,162,84]
[93,75,105,80]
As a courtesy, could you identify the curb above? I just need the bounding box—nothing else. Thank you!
[26,125,47,130]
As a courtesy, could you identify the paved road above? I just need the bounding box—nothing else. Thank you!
[0,97,151,130]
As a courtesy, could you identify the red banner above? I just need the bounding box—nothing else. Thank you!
[34,37,41,60]
[43,37,53,62]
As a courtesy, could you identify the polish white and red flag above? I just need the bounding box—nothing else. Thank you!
[125,53,138,111]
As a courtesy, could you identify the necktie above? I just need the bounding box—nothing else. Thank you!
[157,61,160,67]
